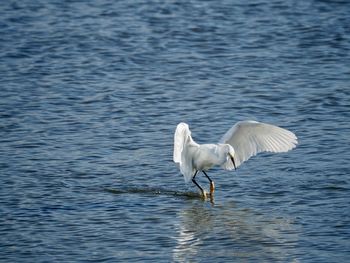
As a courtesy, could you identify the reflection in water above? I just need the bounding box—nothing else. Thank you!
[173,205,213,262]
[173,200,300,262]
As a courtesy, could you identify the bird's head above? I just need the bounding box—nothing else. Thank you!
[224,144,236,170]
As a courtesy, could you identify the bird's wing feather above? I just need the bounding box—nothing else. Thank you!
[173,123,196,183]
[219,121,298,168]
[173,123,189,163]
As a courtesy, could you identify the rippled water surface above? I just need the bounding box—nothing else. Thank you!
[1,0,350,262]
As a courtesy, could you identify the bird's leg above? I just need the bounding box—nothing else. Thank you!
[192,170,206,197]
[202,171,215,195]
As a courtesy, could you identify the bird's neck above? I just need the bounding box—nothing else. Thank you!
[187,134,199,147]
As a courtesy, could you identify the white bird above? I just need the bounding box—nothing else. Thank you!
[173,121,298,197]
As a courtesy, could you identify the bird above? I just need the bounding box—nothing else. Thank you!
[173,121,298,197]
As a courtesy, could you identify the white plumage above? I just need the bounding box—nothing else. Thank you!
[173,121,298,196]
[219,121,298,168]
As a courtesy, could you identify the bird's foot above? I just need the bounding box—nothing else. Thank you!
[201,190,212,200]
[210,181,215,195]
[201,189,214,200]
[201,190,215,204]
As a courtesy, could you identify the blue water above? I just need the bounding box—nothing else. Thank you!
[1,0,349,262]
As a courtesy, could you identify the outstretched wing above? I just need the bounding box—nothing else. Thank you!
[219,121,298,168]
[173,123,196,183]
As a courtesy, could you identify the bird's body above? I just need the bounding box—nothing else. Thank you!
[192,144,231,171]
[173,121,298,197]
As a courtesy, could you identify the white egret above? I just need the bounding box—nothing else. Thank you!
[173,121,298,197]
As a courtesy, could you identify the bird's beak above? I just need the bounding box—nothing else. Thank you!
[230,154,236,170]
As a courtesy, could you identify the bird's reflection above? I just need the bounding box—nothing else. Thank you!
[172,199,300,262]
[172,203,213,262]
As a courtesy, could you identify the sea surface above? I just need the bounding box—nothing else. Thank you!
[1,0,349,262]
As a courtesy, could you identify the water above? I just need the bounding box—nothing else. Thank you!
[1,0,349,262]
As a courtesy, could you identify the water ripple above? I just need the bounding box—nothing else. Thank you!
[1,0,350,262]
